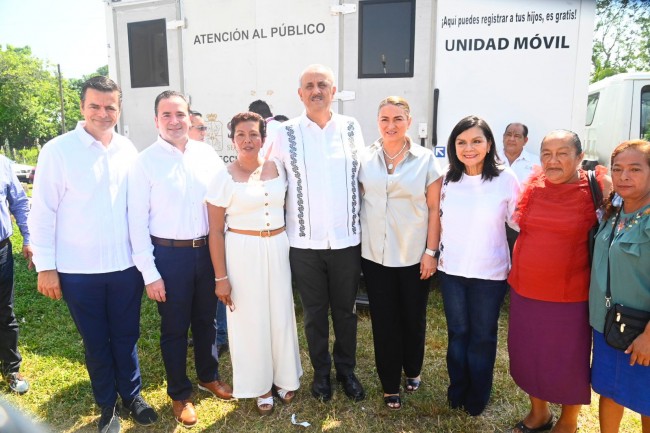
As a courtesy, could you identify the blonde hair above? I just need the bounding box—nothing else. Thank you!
[377,96,411,117]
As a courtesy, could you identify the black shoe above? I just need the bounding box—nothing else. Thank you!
[311,374,332,402]
[217,342,229,358]
[98,404,120,433]
[336,372,365,402]
[123,394,158,426]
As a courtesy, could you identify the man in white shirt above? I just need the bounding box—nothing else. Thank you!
[499,122,539,255]
[29,76,157,433]
[269,64,365,402]
[127,91,231,428]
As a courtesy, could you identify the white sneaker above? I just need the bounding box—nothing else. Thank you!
[6,372,29,394]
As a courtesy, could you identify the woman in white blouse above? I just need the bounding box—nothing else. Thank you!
[359,96,443,410]
[205,112,302,416]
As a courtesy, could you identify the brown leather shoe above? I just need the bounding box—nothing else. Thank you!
[197,380,233,401]
[172,399,197,427]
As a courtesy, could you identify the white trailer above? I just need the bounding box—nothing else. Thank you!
[105,0,595,161]
[584,72,650,166]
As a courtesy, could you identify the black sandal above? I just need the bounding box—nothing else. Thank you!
[511,414,554,433]
[383,395,402,410]
[405,378,421,393]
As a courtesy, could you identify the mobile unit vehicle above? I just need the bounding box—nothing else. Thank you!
[105,0,595,161]
[584,72,650,167]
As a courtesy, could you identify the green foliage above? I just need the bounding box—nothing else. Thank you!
[592,0,650,83]
[0,45,83,149]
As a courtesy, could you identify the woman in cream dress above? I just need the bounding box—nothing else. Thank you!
[206,112,302,415]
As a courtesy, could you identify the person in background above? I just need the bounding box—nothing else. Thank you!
[249,100,282,157]
[359,96,442,410]
[437,115,519,416]
[589,140,650,433]
[269,64,366,402]
[0,156,32,395]
[498,123,539,255]
[127,90,232,428]
[188,108,228,357]
[507,130,610,433]
[273,114,289,122]
[206,112,302,415]
[189,111,207,142]
[29,76,158,433]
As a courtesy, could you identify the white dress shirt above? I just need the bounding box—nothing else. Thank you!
[359,139,442,267]
[269,111,365,250]
[29,122,137,273]
[498,147,539,184]
[128,137,225,284]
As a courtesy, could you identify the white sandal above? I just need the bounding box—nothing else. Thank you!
[273,386,295,404]
[256,395,274,416]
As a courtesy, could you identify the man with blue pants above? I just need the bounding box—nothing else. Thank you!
[128,90,232,427]
[29,76,158,433]
[0,156,32,395]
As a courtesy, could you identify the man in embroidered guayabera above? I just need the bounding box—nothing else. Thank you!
[269,64,366,402]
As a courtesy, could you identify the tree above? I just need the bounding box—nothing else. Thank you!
[0,45,82,148]
[592,0,650,82]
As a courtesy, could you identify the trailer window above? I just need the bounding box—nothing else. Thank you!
[127,19,169,88]
[586,92,599,126]
[358,0,415,78]
[641,85,650,140]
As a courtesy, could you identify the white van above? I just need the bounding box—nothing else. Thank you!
[584,72,650,167]
[105,0,595,160]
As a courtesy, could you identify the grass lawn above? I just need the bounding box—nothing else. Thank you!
[2,226,644,433]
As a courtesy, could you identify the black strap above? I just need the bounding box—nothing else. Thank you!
[588,170,603,209]
[605,208,622,308]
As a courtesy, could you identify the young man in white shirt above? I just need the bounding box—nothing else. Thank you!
[128,91,231,427]
[29,76,157,433]
[269,64,365,402]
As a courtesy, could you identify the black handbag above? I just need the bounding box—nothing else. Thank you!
[602,209,650,351]
[587,170,603,262]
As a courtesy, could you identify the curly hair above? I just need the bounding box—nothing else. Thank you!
[602,139,650,220]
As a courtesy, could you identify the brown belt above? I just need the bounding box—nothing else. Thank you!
[227,227,285,238]
[150,235,207,248]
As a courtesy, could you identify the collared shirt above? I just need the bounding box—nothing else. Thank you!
[128,137,225,284]
[269,111,364,250]
[498,148,539,184]
[359,139,442,266]
[0,156,30,245]
[29,122,137,273]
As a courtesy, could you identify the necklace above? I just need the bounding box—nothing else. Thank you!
[382,140,408,170]
[237,159,263,177]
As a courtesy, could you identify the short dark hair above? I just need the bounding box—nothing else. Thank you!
[154,90,190,116]
[504,122,528,138]
[541,129,582,155]
[189,110,202,118]
[446,115,502,183]
[81,76,121,106]
[228,112,267,140]
[273,114,289,122]
[248,100,273,118]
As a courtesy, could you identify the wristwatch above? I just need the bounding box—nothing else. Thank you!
[424,248,440,259]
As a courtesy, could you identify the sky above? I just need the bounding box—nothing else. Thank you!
[0,0,107,79]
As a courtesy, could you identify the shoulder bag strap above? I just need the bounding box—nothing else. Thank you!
[605,208,622,308]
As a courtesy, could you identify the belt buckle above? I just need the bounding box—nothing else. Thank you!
[260,229,271,237]
[192,238,202,248]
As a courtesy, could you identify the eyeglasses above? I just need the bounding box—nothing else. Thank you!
[191,126,208,131]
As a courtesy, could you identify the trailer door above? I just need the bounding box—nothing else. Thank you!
[110,0,184,149]
[338,0,437,147]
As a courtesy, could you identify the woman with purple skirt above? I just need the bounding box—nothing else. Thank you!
[507,130,610,433]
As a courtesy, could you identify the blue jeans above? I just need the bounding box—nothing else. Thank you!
[438,272,507,416]
[0,242,21,375]
[215,300,227,346]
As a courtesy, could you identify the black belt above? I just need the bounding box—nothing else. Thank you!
[150,236,207,248]
[0,237,9,249]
